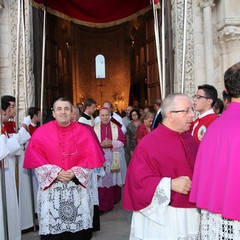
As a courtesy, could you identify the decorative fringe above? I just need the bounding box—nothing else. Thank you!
[29,0,151,28]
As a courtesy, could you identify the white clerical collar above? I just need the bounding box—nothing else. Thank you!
[30,122,37,127]
[199,109,215,119]
[84,112,91,117]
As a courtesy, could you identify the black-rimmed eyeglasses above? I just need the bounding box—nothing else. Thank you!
[170,108,194,114]
[193,94,209,99]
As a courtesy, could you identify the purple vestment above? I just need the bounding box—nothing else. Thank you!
[123,123,198,211]
[190,102,240,220]
[24,120,105,170]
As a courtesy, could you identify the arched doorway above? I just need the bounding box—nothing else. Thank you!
[32,2,173,118]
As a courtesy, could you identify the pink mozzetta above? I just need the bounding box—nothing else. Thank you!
[24,121,105,170]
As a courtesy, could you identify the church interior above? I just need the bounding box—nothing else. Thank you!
[31,1,173,115]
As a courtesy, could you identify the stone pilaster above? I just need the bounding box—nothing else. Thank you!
[218,26,240,71]
[9,0,34,120]
[171,0,195,96]
[198,0,215,86]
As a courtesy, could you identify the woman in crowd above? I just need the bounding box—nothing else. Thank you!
[136,111,154,144]
[126,109,141,156]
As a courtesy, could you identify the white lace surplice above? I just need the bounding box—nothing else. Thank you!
[91,167,105,205]
[98,140,127,188]
[35,164,93,235]
[130,178,200,240]
[200,210,240,240]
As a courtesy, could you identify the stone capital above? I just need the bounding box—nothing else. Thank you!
[198,0,215,9]
[218,26,240,42]
[0,0,5,9]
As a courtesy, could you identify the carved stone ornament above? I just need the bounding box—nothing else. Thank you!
[218,26,240,42]
[198,0,215,9]
[10,0,35,119]
[0,0,5,9]
[172,0,195,95]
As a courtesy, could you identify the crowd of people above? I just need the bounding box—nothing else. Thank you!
[0,61,239,240]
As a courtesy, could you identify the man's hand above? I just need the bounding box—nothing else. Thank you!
[57,170,75,182]
[101,138,112,148]
[171,176,191,194]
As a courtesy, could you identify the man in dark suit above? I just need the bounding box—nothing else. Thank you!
[152,98,162,129]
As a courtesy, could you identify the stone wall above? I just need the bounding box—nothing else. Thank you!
[0,2,13,95]
[0,0,34,121]
[73,25,131,112]
[172,0,240,98]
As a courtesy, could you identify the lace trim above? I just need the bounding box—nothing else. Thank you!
[37,180,93,235]
[178,235,199,240]
[139,178,200,240]
[35,164,61,189]
[140,177,171,225]
[71,166,92,188]
[200,210,240,240]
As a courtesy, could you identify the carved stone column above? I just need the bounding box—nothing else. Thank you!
[199,0,215,86]
[9,0,34,120]
[171,0,195,95]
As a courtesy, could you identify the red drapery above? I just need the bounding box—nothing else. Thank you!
[30,0,151,27]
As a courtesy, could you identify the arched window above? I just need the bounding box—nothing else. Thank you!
[95,54,106,78]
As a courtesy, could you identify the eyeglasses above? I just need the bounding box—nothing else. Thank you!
[170,108,194,114]
[61,147,79,156]
[193,94,209,99]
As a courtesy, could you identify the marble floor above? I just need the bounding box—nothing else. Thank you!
[21,201,132,240]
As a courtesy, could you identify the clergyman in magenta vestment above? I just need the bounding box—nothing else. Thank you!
[24,120,105,238]
[24,120,105,170]
[123,123,198,211]
[190,102,240,221]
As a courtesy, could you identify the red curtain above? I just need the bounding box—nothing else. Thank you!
[31,0,151,27]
